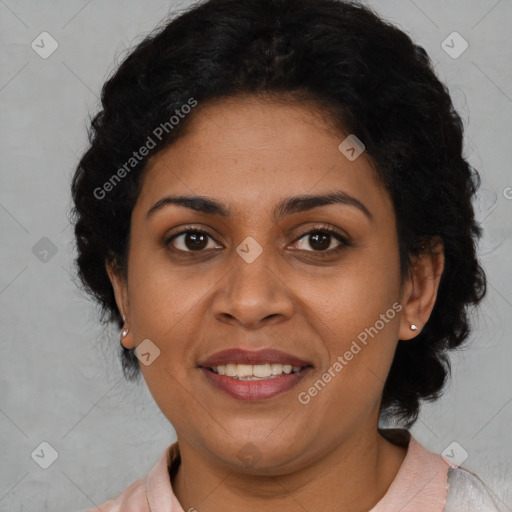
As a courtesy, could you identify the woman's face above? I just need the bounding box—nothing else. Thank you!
[108,95,423,473]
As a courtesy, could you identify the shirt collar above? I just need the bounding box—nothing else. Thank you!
[146,440,183,511]
[370,428,455,511]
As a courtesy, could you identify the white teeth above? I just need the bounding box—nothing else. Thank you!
[270,364,282,376]
[211,363,304,379]
[253,363,271,377]
[237,364,253,377]
[225,363,237,377]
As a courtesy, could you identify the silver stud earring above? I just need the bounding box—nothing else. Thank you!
[120,325,129,349]
[410,324,418,331]
[120,314,130,348]
[121,314,128,337]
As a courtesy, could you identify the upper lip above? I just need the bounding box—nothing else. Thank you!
[198,349,313,368]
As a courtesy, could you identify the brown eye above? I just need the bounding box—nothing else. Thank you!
[166,229,220,252]
[292,226,351,254]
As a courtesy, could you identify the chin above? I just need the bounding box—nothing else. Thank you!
[204,430,309,473]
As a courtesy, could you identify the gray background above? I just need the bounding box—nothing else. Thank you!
[0,0,511,510]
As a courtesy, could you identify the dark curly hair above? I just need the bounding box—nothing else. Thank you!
[70,0,486,428]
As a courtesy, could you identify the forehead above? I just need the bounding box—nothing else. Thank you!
[134,95,391,221]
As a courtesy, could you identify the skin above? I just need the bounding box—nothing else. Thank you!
[106,94,444,512]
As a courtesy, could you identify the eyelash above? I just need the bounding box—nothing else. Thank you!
[164,223,352,256]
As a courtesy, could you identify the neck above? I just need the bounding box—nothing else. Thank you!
[171,427,408,512]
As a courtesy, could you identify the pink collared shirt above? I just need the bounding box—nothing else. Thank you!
[83,429,502,512]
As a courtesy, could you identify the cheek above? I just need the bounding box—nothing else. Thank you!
[302,239,401,336]
[127,246,204,340]
[300,239,402,392]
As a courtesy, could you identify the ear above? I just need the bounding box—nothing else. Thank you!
[398,237,445,341]
[105,257,134,349]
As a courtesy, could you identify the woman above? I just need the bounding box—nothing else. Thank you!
[71,0,503,510]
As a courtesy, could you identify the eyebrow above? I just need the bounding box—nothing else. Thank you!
[146,190,373,222]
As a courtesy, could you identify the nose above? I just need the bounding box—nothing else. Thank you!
[212,244,295,329]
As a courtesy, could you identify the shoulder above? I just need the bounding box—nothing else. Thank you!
[444,466,503,512]
[81,474,149,512]
[78,441,177,512]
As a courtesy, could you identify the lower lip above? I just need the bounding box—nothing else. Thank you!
[199,367,312,401]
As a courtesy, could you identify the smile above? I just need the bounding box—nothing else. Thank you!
[209,363,303,379]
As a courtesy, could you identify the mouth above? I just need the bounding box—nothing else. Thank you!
[197,349,313,400]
